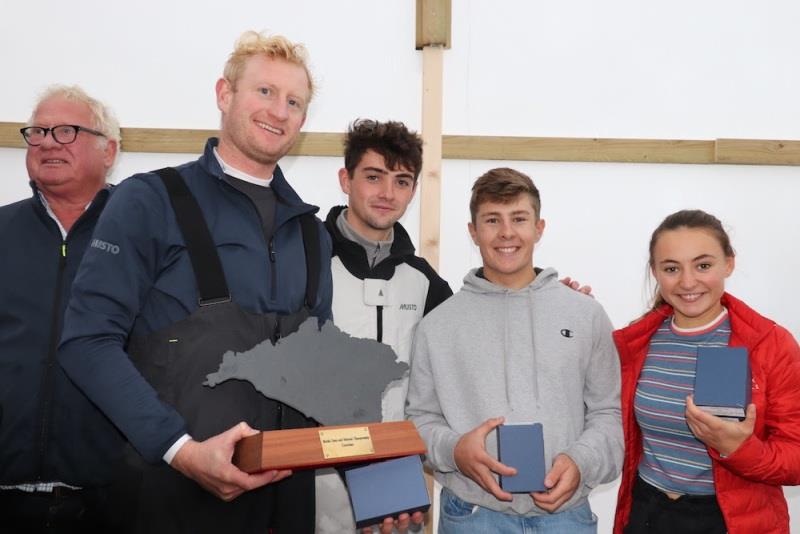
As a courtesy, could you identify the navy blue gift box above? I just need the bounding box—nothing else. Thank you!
[497,423,546,493]
[694,346,751,419]
[344,454,430,529]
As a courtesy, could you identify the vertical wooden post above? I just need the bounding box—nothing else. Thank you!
[416,4,451,532]
[420,45,444,269]
[416,0,451,269]
[416,0,450,271]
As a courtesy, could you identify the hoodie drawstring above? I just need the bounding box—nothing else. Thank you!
[503,290,511,408]
[529,289,542,409]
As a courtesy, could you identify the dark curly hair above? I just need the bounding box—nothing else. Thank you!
[343,119,423,179]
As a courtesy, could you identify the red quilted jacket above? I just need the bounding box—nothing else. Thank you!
[613,293,800,534]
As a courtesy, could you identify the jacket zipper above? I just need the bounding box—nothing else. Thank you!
[268,238,277,301]
[225,181,278,302]
[376,306,384,343]
[34,241,68,480]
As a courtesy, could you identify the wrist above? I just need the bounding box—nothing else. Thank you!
[170,438,197,473]
[716,437,746,457]
[164,433,193,465]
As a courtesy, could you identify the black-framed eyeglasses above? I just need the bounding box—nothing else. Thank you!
[19,124,106,146]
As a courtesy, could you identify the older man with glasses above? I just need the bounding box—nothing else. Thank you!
[0,85,129,533]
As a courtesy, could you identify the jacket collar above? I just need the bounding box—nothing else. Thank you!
[28,180,111,234]
[614,292,775,357]
[721,293,776,347]
[199,137,319,225]
[324,205,416,278]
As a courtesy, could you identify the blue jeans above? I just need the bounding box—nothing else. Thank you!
[439,487,597,534]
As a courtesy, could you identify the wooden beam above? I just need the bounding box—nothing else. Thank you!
[2,121,799,166]
[417,5,450,533]
[443,136,717,164]
[416,0,451,49]
[288,132,345,157]
[419,46,445,270]
[0,122,344,157]
[0,122,26,149]
[121,128,345,157]
[121,127,214,153]
[715,138,800,166]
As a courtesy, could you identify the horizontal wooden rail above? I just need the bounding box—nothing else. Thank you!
[443,136,716,164]
[0,122,345,157]
[715,139,800,166]
[2,121,798,166]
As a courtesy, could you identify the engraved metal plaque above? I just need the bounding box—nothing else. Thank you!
[319,426,375,459]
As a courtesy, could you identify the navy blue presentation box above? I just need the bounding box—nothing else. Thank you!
[694,347,751,419]
[497,423,546,493]
[344,454,430,529]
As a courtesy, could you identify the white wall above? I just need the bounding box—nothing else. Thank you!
[2,1,799,531]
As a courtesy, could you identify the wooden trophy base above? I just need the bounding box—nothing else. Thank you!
[233,420,426,473]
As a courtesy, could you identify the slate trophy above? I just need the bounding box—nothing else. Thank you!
[204,317,427,471]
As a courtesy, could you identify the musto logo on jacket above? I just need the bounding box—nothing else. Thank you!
[91,238,120,255]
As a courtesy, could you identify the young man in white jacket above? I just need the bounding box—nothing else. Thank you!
[406,168,623,533]
[316,120,453,534]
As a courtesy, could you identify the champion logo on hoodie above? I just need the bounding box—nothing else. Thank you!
[560,329,574,338]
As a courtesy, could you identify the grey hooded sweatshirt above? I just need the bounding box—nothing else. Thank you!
[406,267,623,515]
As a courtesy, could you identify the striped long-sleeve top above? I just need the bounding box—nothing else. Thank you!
[635,310,731,495]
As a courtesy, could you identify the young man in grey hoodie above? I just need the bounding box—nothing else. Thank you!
[405,167,623,533]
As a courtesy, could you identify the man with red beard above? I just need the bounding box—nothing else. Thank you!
[58,31,332,533]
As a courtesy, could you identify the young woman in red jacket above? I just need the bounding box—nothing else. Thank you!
[613,209,800,534]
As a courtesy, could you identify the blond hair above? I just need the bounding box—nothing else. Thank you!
[223,30,314,101]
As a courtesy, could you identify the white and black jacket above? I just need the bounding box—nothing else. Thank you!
[324,206,453,421]
[316,207,453,534]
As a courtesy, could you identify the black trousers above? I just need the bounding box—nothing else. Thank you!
[0,486,128,534]
[624,476,727,534]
